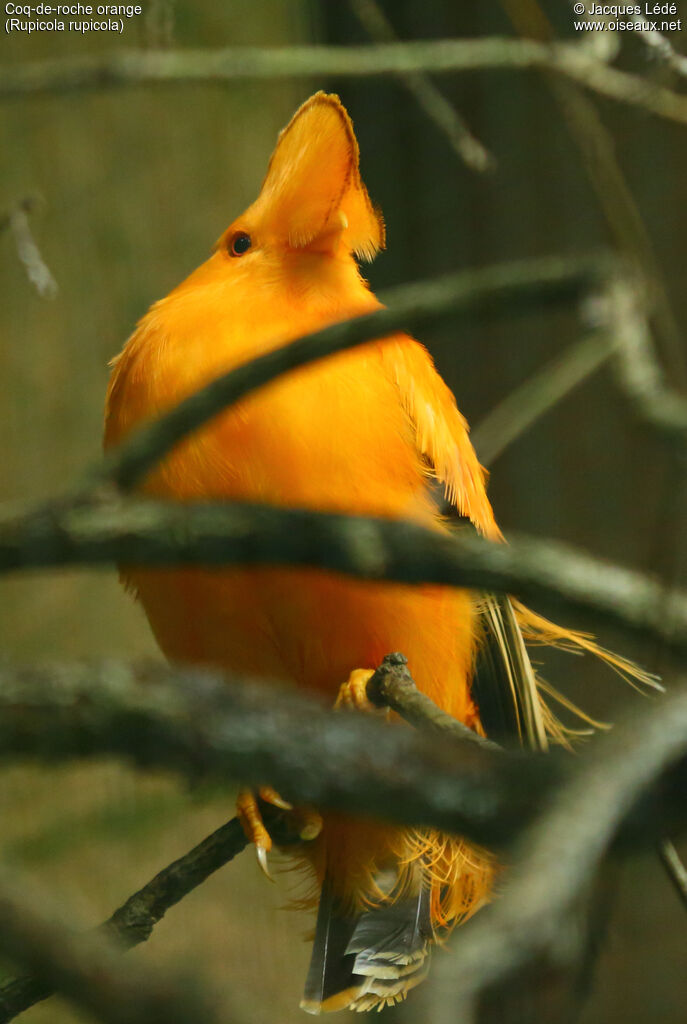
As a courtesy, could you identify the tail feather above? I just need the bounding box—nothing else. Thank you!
[473,593,549,752]
[301,871,432,1014]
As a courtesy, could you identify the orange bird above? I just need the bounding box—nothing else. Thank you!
[105,93,647,1013]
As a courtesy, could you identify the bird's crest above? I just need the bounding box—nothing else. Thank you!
[232,91,385,260]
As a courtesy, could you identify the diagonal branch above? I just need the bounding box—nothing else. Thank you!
[0,809,301,1023]
[434,680,687,1021]
[472,329,616,465]
[0,868,217,1024]
[0,196,57,299]
[92,254,607,493]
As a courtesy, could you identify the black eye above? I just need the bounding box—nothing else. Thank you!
[230,231,252,257]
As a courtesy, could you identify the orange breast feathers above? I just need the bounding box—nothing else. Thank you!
[104,92,500,1011]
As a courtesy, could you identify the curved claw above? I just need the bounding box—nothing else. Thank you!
[258,785,293,811]
[256,842,275,882]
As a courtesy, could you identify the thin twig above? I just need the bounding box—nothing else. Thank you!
[3,39,687,127]
[0,809,300,1022]
[472,329,616,466]
[349,0,494,172]
[146,0,175,49]
[0,196,57,299]
[632,16,687,77]
[92,254,609,492]
[657,838,687,911]
[0,868,217,1024]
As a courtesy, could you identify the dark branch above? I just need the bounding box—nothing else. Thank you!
[0,658,684,1019]
[367,652,499,749]
[0,868,217,1024]
[92,254,607,493]
[0,656,487,1023]
[0,659,529,847]
[0,809,300,1022]
[3,497,687,658]
[0,659,684,847]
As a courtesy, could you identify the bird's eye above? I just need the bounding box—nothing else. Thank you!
[230,231,252,257]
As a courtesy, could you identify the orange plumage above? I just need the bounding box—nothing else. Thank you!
[104,93,647,1013]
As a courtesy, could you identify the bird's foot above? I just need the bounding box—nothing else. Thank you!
[335,667,384,714]
[236,786,322,879]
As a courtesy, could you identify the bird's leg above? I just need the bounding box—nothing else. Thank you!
[236,786,323,880]
[239,668,384,880]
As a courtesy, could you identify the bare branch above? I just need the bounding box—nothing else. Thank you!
[3,496,687,657]
[609,276,687,442]
[3,39,687,128]
[367,651,500,750]
[349,0,494,172]
[0,656,488,1023]
[0,659,532,848]
[632,16,687,77]
[503,0,687,386]
[91,254,609,492]
[0,658,683,1024]
[0,659,685,847]
[0,809,300,1023]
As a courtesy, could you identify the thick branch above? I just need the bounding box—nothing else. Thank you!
[0,659,530,848]
[91,254,606,492]
[3,39,687,128]
[0,660,684,1020]
[0,660,685,846]
[3,497,687,657]
[0,657,487,1022]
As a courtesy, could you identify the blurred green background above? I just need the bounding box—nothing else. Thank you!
[1,2,686,1022]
